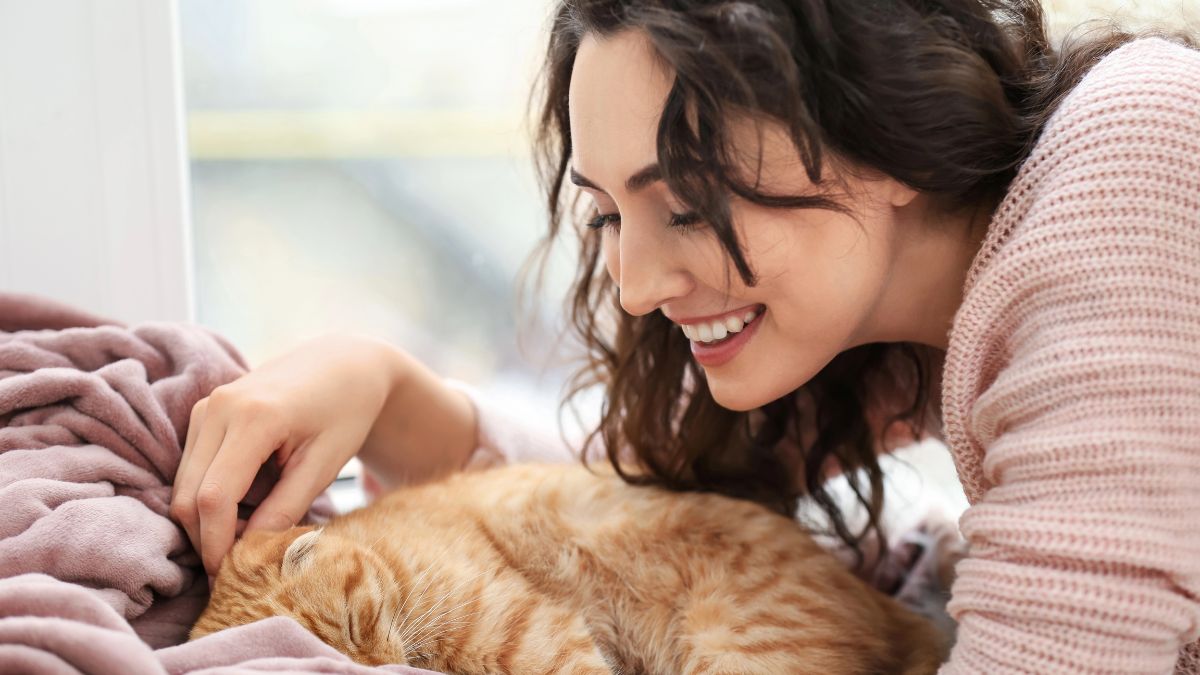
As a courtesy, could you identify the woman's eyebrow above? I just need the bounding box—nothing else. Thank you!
[570,164,663,194]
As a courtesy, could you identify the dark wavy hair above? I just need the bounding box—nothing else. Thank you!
[522,0,1195,560]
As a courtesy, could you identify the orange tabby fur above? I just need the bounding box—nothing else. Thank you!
[192,463,944,674]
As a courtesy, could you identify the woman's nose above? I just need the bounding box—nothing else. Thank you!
[614,223,692,316]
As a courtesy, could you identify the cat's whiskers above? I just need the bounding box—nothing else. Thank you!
[386,531,467,634]
[397,565,497,649]
[403,610,484,656]
[406,562,496,630]
[388,532,472,642]
[404,599,481,647]
[401,586,491,650]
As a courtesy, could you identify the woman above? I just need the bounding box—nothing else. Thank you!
[170,1,1200,671]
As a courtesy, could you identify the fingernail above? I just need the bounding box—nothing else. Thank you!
[207,574,215,588]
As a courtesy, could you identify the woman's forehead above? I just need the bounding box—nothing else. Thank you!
[568,30,672,193]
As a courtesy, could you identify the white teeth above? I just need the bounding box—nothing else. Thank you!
[680,307,762,344]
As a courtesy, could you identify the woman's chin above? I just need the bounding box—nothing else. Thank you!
[706,376,772,412]
[705,354,813,412]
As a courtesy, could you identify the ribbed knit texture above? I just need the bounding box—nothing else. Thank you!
[939,37,1200,674]
[451,36,1200,674]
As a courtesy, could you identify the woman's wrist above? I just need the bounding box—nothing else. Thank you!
[357,339,478,488]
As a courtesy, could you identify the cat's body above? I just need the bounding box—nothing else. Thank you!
[193,463,944,674]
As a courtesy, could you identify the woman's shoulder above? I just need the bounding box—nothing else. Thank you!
[1045,36,1200,148]
[1094,34,1198,67]
[1071,36,1199,97]
[967,37,1199,278]
[982,36,1200,270]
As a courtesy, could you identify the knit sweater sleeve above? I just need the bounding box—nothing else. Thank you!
[940,39,1200,674]
[443,377,593,469]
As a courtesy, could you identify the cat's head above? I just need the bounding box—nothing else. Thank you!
[191,526,408,666]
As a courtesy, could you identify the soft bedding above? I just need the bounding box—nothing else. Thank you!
[0,292,436,674]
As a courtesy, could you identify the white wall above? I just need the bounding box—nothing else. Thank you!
[0,0,193,324]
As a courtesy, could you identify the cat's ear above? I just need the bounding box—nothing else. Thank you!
[282,528,322,576]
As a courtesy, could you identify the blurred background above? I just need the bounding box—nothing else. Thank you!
[181,0,578,445]
[178,0,581,505]
[183,0,562,375]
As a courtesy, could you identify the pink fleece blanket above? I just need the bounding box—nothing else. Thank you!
[0,292,436,674]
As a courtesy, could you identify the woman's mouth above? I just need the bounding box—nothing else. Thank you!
[679,305,766,367]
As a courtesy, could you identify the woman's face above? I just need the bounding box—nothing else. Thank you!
[569,30,966,411]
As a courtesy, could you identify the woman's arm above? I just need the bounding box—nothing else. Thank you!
[354,344,480,489]
[357,345,587,489]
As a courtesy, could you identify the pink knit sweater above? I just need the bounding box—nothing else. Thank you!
[451,36,1200,674]
[938,37,1200,674]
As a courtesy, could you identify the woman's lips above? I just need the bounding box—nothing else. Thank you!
[689,308,765,367]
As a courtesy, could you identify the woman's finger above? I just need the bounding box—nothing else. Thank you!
[195,414,288,576]
[245,434,343,536]
[172,397,208,503]
[169,399,228,561]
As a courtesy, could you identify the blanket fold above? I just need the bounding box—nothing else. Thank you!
[0,293,432,674]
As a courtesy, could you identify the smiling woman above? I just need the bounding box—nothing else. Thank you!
[512,1,1200,673]
[531,0,1041,545]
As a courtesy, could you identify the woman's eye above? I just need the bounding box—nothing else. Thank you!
[668,211,702,231]
[585,212,702,232]
[586,213,621,230]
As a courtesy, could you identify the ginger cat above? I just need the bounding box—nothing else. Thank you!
[192,463,944,674]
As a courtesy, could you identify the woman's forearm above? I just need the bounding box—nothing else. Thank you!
[356,340,478,489]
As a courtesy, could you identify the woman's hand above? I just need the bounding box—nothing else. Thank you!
[168,333,477,578]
